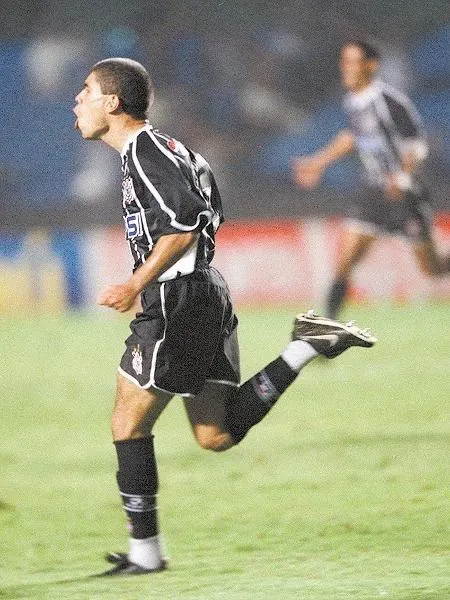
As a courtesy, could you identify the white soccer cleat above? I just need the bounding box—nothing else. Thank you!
[292,309,377,359]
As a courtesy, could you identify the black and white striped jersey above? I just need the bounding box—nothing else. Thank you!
[120,124,223,278]
[344,80,428,189]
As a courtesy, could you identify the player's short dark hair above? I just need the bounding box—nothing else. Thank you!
[344,40,380,61]
[90,57,153,120]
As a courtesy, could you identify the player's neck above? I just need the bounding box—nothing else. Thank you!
[102,117,147,152]
[351,77,375,95]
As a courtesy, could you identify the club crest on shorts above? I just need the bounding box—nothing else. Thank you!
[131,345,143,375]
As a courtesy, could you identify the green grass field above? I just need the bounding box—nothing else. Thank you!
[1,304,449,600]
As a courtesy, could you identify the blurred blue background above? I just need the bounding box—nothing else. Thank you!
[0,0,449,225]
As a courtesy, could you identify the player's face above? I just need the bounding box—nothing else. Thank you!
[339,45,377,92]
[73,72,112,139]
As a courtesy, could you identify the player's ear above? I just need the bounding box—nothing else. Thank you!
[106,94,121,114]
[367,59,378,77]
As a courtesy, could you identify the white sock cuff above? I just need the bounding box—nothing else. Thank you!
[281,340,318,372]
[129,534,164,569]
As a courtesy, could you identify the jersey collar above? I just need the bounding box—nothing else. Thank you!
[120,123,152,157]
[346,80,380,108]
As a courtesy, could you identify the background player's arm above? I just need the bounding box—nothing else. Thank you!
[291,129,355,189]
[385,147,426,200]
[98,232,197,312]
[382,92,429,199]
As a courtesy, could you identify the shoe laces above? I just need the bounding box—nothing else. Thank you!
[345,321,374,338]
[306,311,374,339]
[359,327,373,338]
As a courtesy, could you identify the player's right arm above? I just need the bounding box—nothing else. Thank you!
[291,129,355,188]
[97,232,197,312]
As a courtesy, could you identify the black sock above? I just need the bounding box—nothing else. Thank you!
[114,436,159,539]
[326,278,348,319]
[225,357,298,444]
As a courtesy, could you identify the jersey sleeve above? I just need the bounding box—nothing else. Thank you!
[382,92,420,137]
[130,135,213,239]
[382,91,429,159]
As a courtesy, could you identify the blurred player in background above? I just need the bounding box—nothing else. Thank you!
[292,40,449,319]
[73,57,376,576]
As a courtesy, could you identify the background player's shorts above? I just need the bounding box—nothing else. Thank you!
[118,266,240,396]
[346,186,433,243]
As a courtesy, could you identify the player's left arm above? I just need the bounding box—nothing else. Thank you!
[384,92,429,172]
[382,92,429,198]
[97,232,197,312]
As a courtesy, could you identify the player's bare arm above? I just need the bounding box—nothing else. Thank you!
[385,146,427,201]
[97,231,197,312]
[291,129,355,189]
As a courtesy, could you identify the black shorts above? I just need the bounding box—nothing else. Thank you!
[347,186,433,243]
[118,266,240,396]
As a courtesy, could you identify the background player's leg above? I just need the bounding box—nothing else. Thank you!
[412,239,448,276]
[326,229,375,318]
[110,373,172,573]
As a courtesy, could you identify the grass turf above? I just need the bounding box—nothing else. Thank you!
[0,304,449,599]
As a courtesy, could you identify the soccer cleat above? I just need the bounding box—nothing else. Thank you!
[292,309,377,359]
[105,551,128,564]
[96,553,167,577]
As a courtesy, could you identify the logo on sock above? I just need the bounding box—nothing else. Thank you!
[121,493,156,513]
[253,370,280,406]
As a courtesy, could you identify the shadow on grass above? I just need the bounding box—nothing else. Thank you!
[291,430,448,451]
[0,574,106,599]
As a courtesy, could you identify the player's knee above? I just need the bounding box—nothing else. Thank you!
[196,433,224,452]
[111,408,144,440]
[194,428,233,452]
[112,419,137,441]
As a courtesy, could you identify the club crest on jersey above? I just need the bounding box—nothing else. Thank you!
[124,212,143,239]
[122,175,137,205]
[167,138,178,152]
[131,345,143,375]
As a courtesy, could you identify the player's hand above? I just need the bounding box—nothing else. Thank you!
[97,282,139,312]
[385,173,406,202]
[291,156,324,189]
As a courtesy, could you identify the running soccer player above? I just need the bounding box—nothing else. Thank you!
[73,57,377,576]
[292,40,449,319]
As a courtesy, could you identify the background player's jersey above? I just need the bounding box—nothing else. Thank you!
[343,80,428,189]
[120,124,223,279]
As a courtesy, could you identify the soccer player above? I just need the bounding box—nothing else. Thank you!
[292,40,449,319]
[73,58,377,576]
